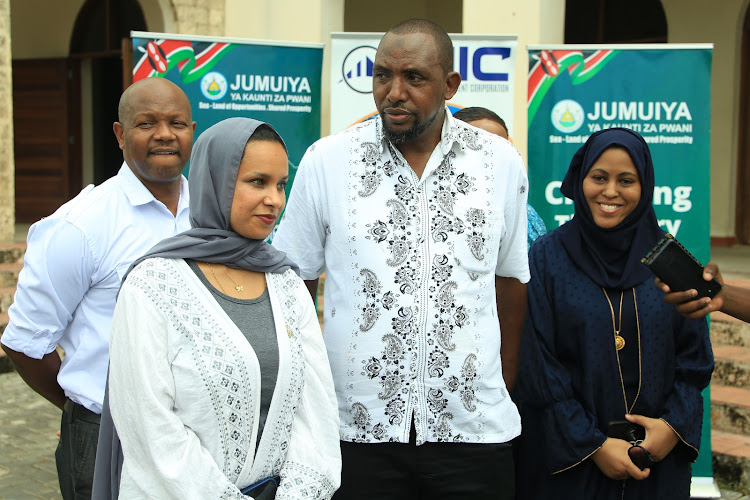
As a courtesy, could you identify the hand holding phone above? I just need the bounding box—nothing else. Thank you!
[606,420,645,443]
[642,234,722,299]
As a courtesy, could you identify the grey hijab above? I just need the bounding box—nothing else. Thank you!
[92,117,297,499]
[127,116,298,275]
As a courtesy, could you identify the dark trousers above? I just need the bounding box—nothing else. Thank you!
[56,399,101,500]
[333,427,516,500]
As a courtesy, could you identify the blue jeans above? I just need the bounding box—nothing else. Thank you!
[56,400,100,500]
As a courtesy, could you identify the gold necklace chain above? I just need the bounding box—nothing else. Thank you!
[612,288,642,414]
[207,263,245,294]
[602,288,625,350]
[207,263,228,294]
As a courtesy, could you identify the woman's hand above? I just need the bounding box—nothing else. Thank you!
[625,413,680,461]
[591,438,650,481]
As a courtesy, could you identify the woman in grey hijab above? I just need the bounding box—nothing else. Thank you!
[93,117,341,499]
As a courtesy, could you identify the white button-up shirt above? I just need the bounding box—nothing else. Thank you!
[2,163,190,413]
[273,111,530,444]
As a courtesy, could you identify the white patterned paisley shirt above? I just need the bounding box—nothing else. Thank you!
[273,110,530,445]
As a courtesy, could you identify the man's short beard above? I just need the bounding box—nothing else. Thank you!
[380,106,441,146]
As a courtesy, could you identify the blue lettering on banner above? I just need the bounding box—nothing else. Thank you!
[456,46,511,82]
[459,46,469,81]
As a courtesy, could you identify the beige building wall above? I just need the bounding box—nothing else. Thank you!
[463,0,566,167]
[9,0,174,60]
[8,0,222,65]
[0,0,13,241]
[342,1,461,33]
[9,0,83,59]
[662,0,748,239]
[172,0,224,36]
[225,0,344,137]
[139,0,170,33]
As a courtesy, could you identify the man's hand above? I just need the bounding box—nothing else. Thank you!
[0,345,66,410]
[496,277,527,392]
[304,278,319,302]
[656,262,724,320]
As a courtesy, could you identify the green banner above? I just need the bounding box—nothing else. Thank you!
[131,32,324,215]
[527,45,714,485]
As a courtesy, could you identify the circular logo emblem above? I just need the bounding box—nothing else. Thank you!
[200,71,228,101]
[342,46,378,94]
[551,99,585,133]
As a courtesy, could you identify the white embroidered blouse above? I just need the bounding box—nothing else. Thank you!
[108,258,341,499]
[273,111,530,445]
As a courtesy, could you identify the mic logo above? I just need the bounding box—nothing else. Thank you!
[342,45,377,94]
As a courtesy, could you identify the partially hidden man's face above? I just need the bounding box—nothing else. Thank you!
[468,118,508,140]
[372,32,458,145]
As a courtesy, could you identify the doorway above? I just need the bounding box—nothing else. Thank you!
[70,0,147,185]
[737,8,750,244]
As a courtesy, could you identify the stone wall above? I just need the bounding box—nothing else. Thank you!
[171,0,225,36]
[0,0,13,242]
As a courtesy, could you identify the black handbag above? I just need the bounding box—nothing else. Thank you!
[241,476,279,498]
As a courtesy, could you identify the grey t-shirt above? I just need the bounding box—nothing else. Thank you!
[187,260,280,451]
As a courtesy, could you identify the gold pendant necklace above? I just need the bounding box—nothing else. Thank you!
[207,263,246,294]
[613,288,642,413]
[223,267,244,292]
[602,288,625,350]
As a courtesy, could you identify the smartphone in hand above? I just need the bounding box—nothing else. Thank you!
[642,233,722,299]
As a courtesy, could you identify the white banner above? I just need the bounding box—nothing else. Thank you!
[330,33,518,134]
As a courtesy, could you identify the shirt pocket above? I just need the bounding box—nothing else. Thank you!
[451,200,505,275]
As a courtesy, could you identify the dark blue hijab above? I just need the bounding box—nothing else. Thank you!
[558,128,665,289]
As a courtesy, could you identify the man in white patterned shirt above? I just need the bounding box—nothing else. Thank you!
[273,18,529,499]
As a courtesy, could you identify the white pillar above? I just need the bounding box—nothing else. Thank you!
[0,0,14,241]
[463,0,565,165]
[225,0,345,137]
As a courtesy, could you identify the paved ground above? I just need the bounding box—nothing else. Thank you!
[1,373,749,500]
[0,372,61,499]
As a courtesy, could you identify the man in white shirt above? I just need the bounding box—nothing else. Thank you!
[1,77,195,500]
[273,19,529,499]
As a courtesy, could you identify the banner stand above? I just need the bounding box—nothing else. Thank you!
[131,31,324,207]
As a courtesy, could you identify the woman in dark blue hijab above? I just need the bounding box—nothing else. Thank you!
[515,128,713,499]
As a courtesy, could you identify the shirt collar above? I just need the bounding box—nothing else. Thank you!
[118,162,190,212]
[375,106,467,155]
